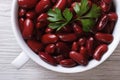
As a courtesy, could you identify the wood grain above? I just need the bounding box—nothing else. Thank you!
[0,0,120,80]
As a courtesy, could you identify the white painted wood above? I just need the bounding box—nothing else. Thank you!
[0,0,120,80]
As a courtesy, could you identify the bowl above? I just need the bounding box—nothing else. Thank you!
[11,0,120,73]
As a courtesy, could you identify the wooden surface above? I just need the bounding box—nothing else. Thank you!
[0,0,120,80]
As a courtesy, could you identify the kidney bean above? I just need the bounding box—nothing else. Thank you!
[67,0,73,7]
[60,25,73,33]
[78,37,86,46]
[54,55,65,63]
[72,42,79,51]
[56,42,70,54]
[36,22,47,29]
[26,11,36,19]
[80,46,88,58]
[96,15,108,31]
[60,59,77,67]
[39,52,57,66]
[19,18,25,32]
[108,12,118,21]
[105,21,115,34]
[35,30,42,41]
[37,13,48,22]
[86,37,94,57]
[100,1,110,13]
[27,40,43,53]
[93,44,108,60]
[69,51,88,66]
[18,0,37,9]
[35,0,51,14]
[53,0,67,10]
[58,34,77,42]
[42,34,58,44]
[73,23,83,35]
[45,44,56,55]
[51,0,57,4]
[45,27,53,33]
[102,0,112,4]
[22,18,34,39]
[95,32,113,44]
[18,8,26,17]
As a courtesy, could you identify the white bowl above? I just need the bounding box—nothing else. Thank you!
[11,0,120,73]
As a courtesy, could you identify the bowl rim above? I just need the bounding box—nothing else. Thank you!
[11,0,120,73]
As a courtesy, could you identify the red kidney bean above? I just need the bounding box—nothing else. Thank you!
[100,1,110,13]
[102,0,112,4]
[72,42,79,51]
[86,37,94,57]
[53,0,67,10]
[35,30,42,41]
[79,46,88,58]
[22,18,34,39]
[19,18,25,32]
[51,0,57,4]
[18,8,26,17]
[42,34,58,44]
[105,21,115,34]
[93,44,108,61]
[58,34,77,42]
[27,40,43,53]
[45,44,56,55]
[18,0,37,9]
[56,42,70,54]
[39,52,57,66]
[37,13,48,22]
[35,0,51,14]
[36,22,47,29]
[60,59,77,67]
[26,11,36,19]
[108,12,118,21]
[73,23,83,35]
[45,27,53,33]
[67,0,73,7]
[95,32,113,44]
[78,37,86,46]
[54,55,65,63]
[69,51,88,66]
[96,15,108,31]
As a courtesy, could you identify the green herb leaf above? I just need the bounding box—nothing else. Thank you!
[47,8,73,31]
[73,0,101,32]
[81,19,95,32]
[83,4,101,18]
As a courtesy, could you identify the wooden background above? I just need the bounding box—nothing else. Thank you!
[0,0,120,80]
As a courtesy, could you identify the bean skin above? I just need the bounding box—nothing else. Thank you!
[108,12,118,21]
[53,0,67,10]
[26,11,36,19]
[78,38,86,46]
[86,37,94,57]
[22,18,34,39]
[37,13,48,22]
[27,40,43,53]
[18,0,37,9]
[102,0,112,4]
[93,44,108,61]
[42,34,58,44]
[80,46,88,58]
[72,42,79,51]
[100,1,110,13]
[73,23,83,35]
[19,18,25,32]
[45,28,53,33]
[18,8,26,17]
[39,52,57,66]
[45,44,56,55]
[58,34,77,42]
[69,51,88,66]
[35,0,51,14]
[97,15,108,31]
[54,55,65,63]
[60,59,77,67]
[95,32,113,44]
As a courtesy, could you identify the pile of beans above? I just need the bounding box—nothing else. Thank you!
[18,0,118,67]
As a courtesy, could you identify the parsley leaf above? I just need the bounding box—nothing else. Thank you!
[73,0,101,32]
[47,8,73,31]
